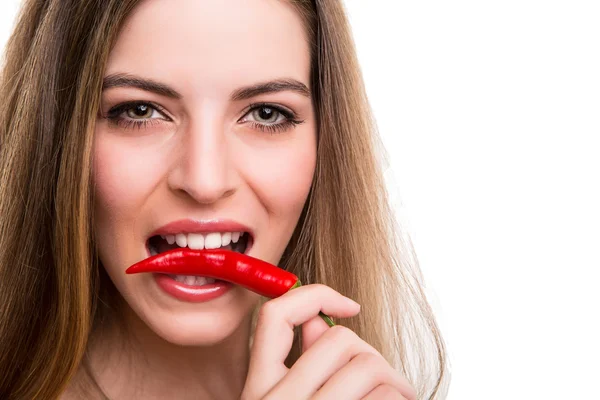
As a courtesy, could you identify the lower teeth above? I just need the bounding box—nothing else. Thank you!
[170,275,216,286]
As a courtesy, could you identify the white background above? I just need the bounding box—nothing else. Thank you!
[2,1,599,399]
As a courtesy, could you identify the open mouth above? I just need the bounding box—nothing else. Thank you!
[145,232,253,287]
[147,231,251,257]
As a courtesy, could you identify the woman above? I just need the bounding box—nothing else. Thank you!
[0,0,449,398]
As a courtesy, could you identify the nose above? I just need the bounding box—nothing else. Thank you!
[167,116,236,205]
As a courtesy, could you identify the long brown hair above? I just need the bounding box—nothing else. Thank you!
[0,1,449,399]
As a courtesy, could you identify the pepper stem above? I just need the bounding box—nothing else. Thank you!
[289,280,336,327]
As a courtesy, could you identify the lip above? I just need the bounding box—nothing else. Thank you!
[144,218,254,259]
[148,218,254,239]
[154,273,233,303]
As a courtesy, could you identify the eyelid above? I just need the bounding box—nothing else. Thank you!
[239,102,297,121]
[104,100,302,135]
[106,100,297,118]
[106,100,172,121]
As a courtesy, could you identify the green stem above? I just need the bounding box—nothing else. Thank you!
[289,280,336,327]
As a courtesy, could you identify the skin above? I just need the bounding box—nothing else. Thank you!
[87,0,416,399]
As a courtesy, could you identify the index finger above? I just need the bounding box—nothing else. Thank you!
[246,285,360,390]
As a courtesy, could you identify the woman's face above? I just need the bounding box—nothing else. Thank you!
[93,0,316,345]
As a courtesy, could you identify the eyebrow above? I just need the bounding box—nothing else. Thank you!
[102,73,182,99]
[230,78,311,101]
[102,73,311,101]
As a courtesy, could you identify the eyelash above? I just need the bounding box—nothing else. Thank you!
[104,101,305,134]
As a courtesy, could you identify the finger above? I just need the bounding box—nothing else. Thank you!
[312,352,417,400]
[301,314,330,352]
[245,284,360,397]
[271,325,379,398]
[362,384,407,400]
[251,284,360,368]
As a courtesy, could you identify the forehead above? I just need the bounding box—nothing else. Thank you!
[105,0,311,99]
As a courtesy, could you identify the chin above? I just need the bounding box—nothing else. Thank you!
[127,288,260,347]
[146,314,243,346]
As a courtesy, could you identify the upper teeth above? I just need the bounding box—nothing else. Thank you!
[162,231,243,250]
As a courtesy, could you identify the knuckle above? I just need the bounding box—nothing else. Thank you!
[309,283,328,290]
[262,392,279,400]
[370,384,404,399]
[307,283,337,296]
[306,283,331,296]
[328,324,357,342]
[300,283,350,306]
[354,351,382,368]
[257,299,280,322]
[325,325,366,361]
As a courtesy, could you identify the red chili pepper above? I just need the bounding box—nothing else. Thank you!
[126,248,335,327]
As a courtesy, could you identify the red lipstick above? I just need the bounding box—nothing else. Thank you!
[149,219,253,237]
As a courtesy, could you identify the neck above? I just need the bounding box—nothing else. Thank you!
[85,304,252,400]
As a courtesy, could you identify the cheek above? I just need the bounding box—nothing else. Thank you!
[92,133,166,238]
[240,133,316,218]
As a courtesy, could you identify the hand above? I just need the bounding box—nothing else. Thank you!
[241,284,417,400]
